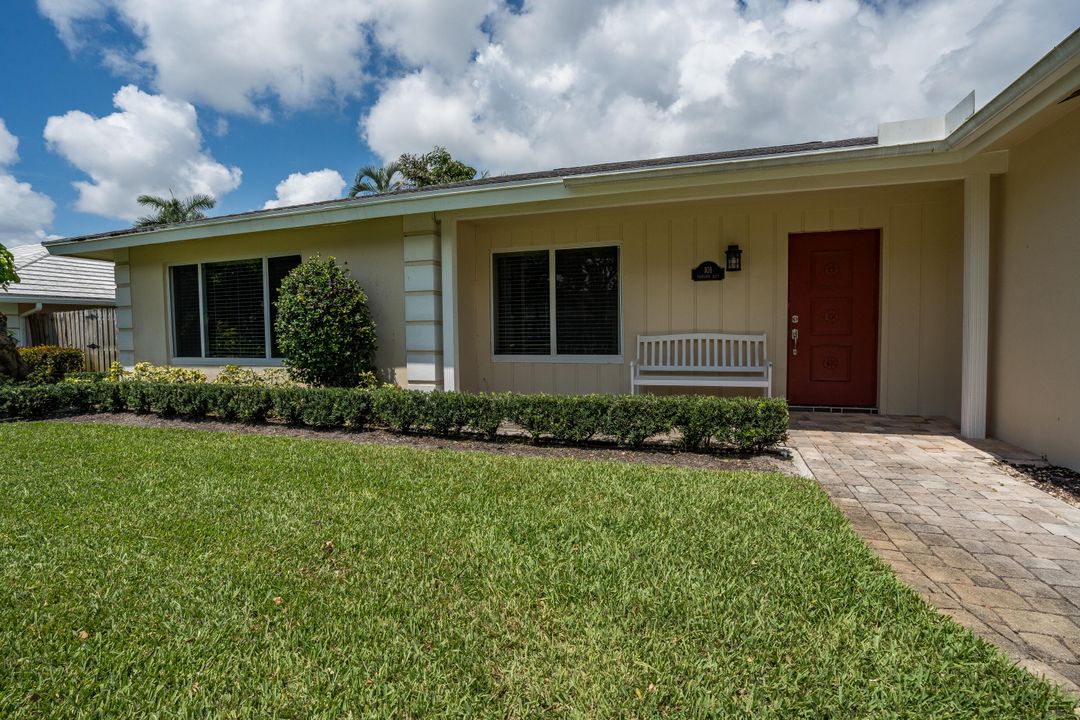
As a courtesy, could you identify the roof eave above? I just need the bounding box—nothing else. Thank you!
[0,294,116,306]
[48,141,949,255]
[44,174,569,255]
[560,138,951,187]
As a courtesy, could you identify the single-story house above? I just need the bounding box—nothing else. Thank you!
[1,244,115,347]
[46,30,1080,470]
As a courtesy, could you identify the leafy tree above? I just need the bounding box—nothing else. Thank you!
[274,256,378,388]
[348,161,403,197]
[134,192,216,228]
[0,242,17,289]
[397,146,479,188]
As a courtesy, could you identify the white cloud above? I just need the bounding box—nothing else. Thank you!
[0,120,19,166]
[369,0,498,73]
[43,85,241,221]
[363,0,1080,172]
[0,119,56,248]
[37,0,504,117]
[263,169,346,209]
[39,0,376,117]
[36,0,110,47]
[37,0,1080,176]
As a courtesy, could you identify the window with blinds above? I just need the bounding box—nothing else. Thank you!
[492,245,619,357]
[169,254,301,360]
[203,259,266,358]
[493,251,550,355]
[170,264,201,357]
[555,246,619,355]
[268,255,302,357]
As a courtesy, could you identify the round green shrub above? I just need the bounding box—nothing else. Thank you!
[274,256,378,388]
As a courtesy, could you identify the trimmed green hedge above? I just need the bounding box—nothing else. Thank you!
[18,346,84,383]
[0,382,788,452]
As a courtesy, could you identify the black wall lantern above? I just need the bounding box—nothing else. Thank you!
[725,244,743,272]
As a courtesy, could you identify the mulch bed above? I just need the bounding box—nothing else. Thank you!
[51,412,792,474]
[1000,461,1080,510]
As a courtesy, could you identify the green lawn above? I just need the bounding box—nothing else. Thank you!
[0,423,1072,718]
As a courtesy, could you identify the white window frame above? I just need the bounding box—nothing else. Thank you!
[166,252,300,366]
[490,242,623,364]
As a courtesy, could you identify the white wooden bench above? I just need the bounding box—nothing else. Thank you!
[630,332,773,397]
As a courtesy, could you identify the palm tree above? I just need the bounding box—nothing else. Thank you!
[134,192,217,228]
[348,161,402,197]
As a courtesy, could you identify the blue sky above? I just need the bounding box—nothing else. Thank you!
[1,2,385,239]
[1,0,1077,246]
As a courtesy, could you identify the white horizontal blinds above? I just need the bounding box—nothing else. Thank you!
[203,259,266,358]
[555,246,619,355]
[170,264,201,358]
[267,255,302,358]
[493,251,551,355]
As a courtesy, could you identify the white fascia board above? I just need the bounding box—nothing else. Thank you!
[46,178,567,255]
[0,294,117,305]
[51,141,1010,259]
[558,138,998,190]
[436,151,1008,225]
[49,144,964,257]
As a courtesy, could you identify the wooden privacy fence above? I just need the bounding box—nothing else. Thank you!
[26,308,118,372]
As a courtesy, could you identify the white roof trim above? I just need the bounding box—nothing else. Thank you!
[0,294,116,306]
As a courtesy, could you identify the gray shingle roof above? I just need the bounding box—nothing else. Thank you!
[1,244,115,303]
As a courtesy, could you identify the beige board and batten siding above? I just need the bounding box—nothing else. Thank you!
[125,216,407,383]
[457,182,964,419]
[989,106,1080,471]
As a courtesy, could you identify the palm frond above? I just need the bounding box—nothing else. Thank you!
[348,161,403,197]
[183,193,217,212]
[136,194,171,211]
[132,192,218,228]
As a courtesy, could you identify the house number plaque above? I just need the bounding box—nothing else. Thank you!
[691,261,725,281]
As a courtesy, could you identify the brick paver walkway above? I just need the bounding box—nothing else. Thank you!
[789,412,1080,693]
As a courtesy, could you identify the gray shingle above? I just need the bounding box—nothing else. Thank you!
[1,245,115,303]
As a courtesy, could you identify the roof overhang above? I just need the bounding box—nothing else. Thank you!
[0,294,116,306]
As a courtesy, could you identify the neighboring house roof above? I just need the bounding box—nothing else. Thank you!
[44,27,1080,256]
[0,244,115,305]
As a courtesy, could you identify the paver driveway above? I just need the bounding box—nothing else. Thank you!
[789,412,1080,694]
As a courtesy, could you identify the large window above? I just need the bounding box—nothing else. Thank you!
[493,245,619,358]
[170,254,301,360]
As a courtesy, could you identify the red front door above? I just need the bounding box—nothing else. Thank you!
[787,230,880,407]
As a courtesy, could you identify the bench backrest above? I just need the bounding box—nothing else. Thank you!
[635,333,769,372]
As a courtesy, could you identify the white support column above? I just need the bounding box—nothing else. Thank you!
[113,248,135,368]
[961,173,990,439]
[403,214,443,391]
[440,220,458,392]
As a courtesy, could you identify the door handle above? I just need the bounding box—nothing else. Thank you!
[791,328,799,356]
